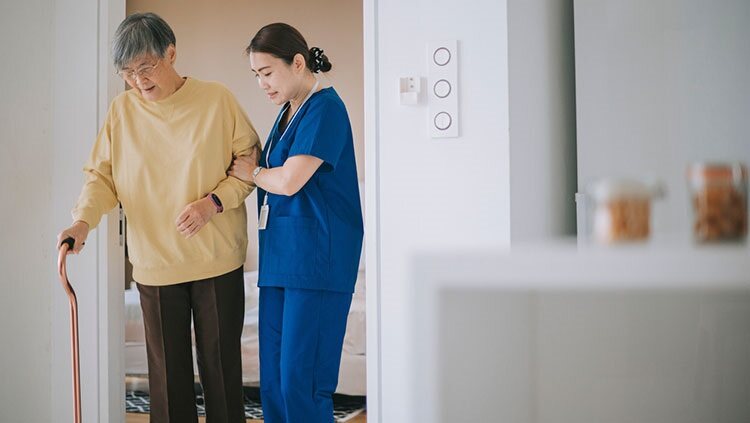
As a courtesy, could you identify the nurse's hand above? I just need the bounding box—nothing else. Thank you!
[176,197,217,238]
[228,148,260,183]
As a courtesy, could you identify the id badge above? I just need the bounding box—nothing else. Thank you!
[258,204,269,230]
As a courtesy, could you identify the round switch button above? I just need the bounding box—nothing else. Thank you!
[433,47,451,66]
[433,79,452,98]
[434,112,452,131]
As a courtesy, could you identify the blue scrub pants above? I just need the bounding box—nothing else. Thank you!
[258,286,353,423]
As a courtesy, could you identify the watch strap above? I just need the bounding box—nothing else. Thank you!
[208,193,223,213]
[252,166,263,181]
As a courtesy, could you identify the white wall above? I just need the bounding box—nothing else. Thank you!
[508,0,577,241]
[574,0,750,237]
[373,0,511,421]
[0,1,54,421]
[1,0,123,420]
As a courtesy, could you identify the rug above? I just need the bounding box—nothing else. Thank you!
[125,386,366,422]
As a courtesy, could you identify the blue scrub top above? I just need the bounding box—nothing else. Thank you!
[257,87,364,293]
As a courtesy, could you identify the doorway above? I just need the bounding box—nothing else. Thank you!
[114,1,372,421]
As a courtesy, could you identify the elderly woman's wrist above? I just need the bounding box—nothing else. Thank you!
[206,193,223,213]
[72,220,90,229]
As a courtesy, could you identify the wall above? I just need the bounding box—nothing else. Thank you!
[574,0,750,237]
[0,1,54,421]
[374,0,511,420]
[1,0,123,421]
[126,0,364,269]
[508,0,578,241]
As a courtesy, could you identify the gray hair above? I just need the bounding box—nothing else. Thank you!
[112,12,176,70]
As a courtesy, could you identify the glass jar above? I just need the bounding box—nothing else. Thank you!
[589,179,656,244]
[687,163,747,243]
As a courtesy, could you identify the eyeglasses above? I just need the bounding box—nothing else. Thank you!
[117,60,160,81]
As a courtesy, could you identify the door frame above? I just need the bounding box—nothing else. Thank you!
[95,0,383,421]
[96,2,127,422]
[363,0,382,420]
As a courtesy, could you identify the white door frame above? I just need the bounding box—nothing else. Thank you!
[363,0,382,421]
[95,0,383,421]
[97,2,126,422]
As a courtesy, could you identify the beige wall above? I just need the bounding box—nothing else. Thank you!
[126,0,364,269]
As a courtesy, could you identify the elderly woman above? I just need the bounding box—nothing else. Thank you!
[56,12,260,423]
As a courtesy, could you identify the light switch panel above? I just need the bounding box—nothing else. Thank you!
[428,40,458,138]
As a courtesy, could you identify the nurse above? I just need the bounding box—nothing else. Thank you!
[228,23,363,422]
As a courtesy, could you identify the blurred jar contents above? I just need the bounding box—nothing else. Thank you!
[688,163,747,243]
[590,179,655,244]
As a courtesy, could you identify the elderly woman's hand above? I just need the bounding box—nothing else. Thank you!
[57,220,90,255]
[228,145,261,183]
[176,197,217,238]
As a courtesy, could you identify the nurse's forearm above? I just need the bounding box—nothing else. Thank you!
[255,155,323,197]
[253,167,290,195]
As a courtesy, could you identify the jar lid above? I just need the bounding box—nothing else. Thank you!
[590,179,653,202]
[687,162,747,182]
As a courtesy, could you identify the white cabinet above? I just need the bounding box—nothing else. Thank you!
[410,243,750,422]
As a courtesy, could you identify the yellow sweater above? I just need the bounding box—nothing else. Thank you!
[72,78,260,285]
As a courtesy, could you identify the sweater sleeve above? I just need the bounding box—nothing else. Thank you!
[71,110,119,228]
[211,93,262,210]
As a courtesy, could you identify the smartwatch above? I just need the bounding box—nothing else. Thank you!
[208,193,223,213]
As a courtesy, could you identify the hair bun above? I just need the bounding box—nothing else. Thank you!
[309,47,332,73]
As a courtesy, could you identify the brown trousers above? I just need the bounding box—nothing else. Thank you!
[137,267,245,423]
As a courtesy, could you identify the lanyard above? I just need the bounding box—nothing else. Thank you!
[262,80,320,206]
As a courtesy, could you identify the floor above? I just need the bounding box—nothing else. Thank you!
[125,411,367,422]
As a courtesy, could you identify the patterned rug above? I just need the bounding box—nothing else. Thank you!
[126,386,366,422]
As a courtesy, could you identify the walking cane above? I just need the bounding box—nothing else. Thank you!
[58,237,82,423]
